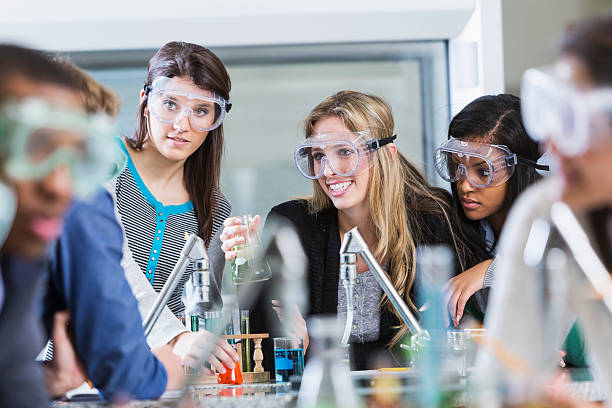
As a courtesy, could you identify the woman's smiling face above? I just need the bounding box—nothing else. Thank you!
[312,116,371,213]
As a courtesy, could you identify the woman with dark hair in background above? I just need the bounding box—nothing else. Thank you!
[434,94,548,326]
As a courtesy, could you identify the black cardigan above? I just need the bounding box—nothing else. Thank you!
[248,199,465,372]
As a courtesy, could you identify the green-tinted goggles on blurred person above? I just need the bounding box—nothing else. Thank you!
[0,98,121,197]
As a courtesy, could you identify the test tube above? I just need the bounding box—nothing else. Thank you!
[241,310,251,371]
[177,311,186,328]
[203,311,220,333]
[190,314,200,332]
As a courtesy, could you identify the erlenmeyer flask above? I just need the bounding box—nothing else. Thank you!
[297,315,362,408]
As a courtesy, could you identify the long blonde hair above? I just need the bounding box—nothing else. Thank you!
[304,90,466,348]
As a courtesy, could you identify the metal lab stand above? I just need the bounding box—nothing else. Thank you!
[142,233,209,337]
[339,227,425,344]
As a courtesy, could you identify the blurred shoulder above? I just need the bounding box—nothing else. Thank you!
[67,189,115,221]
[507,176,561,222]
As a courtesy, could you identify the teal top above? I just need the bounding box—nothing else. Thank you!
[563,321,588,367]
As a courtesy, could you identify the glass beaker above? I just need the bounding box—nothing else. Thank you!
[274,337,304,383]
[446,330,469,378]
[297,316,361,408]
[203,310,221,334]
[217,345,243,385]
[231,214,272,284]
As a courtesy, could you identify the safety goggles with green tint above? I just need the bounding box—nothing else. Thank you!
[0,98,122,196]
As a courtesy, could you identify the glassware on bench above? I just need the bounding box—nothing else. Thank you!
[274,337,304,383]
[217,345,243,385]
[297,316,361,408]
[217,310,243,385]
[203,310,221,333]
[240,310,252,372]
[231,214,272,284]
[182,258,211,332]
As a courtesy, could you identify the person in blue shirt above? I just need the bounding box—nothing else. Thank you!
[45,189,178,400]
[0,44,100,407]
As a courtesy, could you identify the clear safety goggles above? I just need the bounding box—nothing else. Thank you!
[434,138,548,188]
[0,98,120,197]
[146,76,231,132]
[294,131,396,180]
[521,63,612,156]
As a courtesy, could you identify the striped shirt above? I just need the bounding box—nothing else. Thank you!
[43,146,231,361]
[115,143,231,317]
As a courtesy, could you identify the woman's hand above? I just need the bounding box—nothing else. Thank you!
[442,259,493,327]
[171,331,240,375]
[538,371,603,408]
[152,344,184,390]
[219,215,261,261]
[271,300,309,353]
[44,311,88,397]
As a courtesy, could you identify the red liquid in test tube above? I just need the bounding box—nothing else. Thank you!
[217,360,243,385]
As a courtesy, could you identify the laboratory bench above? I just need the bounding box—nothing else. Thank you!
[50,367,604,407]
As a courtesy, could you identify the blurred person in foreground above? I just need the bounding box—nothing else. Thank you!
[0,44,114,407]
[474,13,612,408]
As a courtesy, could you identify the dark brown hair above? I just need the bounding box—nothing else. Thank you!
[127,41,231,245]
[49,56,120,116]
[0,44,78,99]
[448,94,544,259]
[561,12,612,87]
[52,57,121,117]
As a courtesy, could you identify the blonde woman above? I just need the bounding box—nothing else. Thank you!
[220,90,470,370]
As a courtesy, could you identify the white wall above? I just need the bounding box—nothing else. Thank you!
[1,1,510,115]
[1,1,473,51]
[449,0,505,115]
[502,0,612,95]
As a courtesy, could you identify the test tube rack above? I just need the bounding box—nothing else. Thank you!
[222,333,270,383]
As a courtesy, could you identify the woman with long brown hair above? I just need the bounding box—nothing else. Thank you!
[111,41,233,355]
[221,90,471,370]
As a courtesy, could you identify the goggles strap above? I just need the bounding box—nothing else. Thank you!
[365,134,397,151]
[517,156,550,171]
[225,102,232,113]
